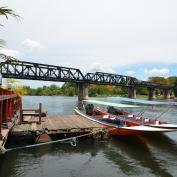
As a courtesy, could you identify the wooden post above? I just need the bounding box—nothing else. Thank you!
[2,100,5,124]
[18,97,23,125]
[11,98,14,117]
[6,99,9,122]
[0,101,2,140]
[8,98,11,118]
[38,103,42,124]
[19,109,23,124]
[3,100,8,123]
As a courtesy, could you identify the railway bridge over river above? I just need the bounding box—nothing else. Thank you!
[0,59,174,100]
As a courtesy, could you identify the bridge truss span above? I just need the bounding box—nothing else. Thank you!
[85,72,137,86]
[0,60,85,83]
[0,59,171,90]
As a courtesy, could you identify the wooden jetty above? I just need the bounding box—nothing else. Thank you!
[11,114,106,144]
[1,100,106,151]
[12,115,104,135]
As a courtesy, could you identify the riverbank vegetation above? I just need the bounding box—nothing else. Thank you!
[21,76,177,97]
[25,83,129,97]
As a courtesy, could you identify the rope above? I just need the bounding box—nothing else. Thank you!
[154,106,172,120]
[4,128,107,153]
[70,137,77,147]
[0,145,6,154]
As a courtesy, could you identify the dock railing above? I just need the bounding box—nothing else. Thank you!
[20,103,42,124]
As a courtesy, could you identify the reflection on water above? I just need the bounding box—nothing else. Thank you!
[0,96,177,177]
[109,136,174,177]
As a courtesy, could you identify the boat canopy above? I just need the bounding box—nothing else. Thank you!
[83,100,142,108]
[111,97,177,106]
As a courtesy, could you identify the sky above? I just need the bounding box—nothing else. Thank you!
[1,0,177,88]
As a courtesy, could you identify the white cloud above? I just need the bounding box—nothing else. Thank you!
[22,39,42,49]
[85,62,115,74]
[144,68,169,76]
[126,70,136,76]
[1,0,177,88]
[0,48,22,57]
[3,0,177,66]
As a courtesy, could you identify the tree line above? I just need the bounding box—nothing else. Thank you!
[24,83,128,97]
[23,76,177,97]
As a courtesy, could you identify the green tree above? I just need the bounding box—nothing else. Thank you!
[0,6,19,20]
[5,79,27,96]
[148,77,169,85]
[61,82,77,96]
[0,6,20,61]
[168,76,177,87]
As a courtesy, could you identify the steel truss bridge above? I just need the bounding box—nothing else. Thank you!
[0,60,171,89]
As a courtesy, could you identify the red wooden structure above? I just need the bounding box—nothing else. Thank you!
[0,88,22,142]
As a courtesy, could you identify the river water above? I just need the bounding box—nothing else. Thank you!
[1,96,177,177]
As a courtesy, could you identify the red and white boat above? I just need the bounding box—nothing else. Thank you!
[74,100,177,136]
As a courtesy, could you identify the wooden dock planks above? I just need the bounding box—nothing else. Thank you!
[11,115,104,136]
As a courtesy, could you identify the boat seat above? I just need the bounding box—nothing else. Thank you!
[100,117,123,126]
[110,117,115,120]
[155,120,159,125]
[102,115,109,119]
[144,118,149,123]
[128,114,134,118]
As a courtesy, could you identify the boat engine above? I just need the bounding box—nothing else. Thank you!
[107,106,116,115]
[85,104,94,115]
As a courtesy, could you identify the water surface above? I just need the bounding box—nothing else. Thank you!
[1,96,177,177]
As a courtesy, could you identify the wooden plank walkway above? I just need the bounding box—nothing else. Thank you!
[12,115,104,136]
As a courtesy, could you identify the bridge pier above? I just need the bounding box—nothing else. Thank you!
[170,90,175,99]
[163,89,171,99]
[128,87,136,99]
[148,88,156,100]
[78,83,89,101]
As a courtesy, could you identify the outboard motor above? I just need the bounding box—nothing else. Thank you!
[107,106,116,115]
[85,104,94,115]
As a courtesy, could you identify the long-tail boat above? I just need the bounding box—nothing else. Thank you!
[74,100,177,136]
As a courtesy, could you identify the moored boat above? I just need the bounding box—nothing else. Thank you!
[75,103,177,136]
[85,100,177,130]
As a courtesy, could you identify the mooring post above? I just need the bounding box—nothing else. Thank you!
[163,89,171,99]
[148,88,156,100]
[38,103,42,124]
[78,83,89,101]
[18,96,23,125]
[128,86,136,99]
